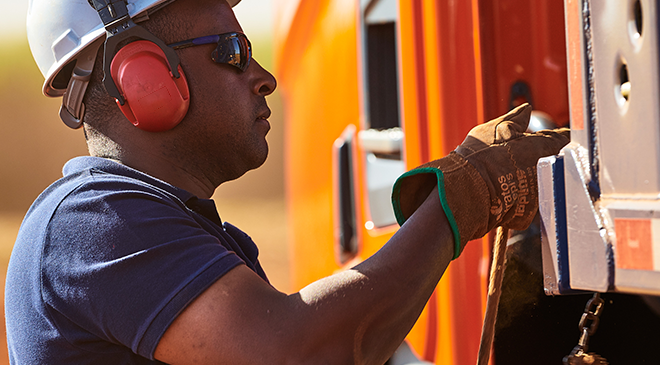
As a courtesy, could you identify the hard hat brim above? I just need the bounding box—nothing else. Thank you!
[41,0,243,97]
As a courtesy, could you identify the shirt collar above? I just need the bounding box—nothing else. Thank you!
[63,156,197,204]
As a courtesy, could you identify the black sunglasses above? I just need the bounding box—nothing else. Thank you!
[168,32,252,72]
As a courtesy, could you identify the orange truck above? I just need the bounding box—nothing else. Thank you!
[272,0,660,363]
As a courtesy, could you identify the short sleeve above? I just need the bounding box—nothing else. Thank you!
[41,177,244,359]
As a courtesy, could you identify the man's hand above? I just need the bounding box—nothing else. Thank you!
[392,103,570,259]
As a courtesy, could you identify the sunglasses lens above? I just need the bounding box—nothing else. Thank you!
[211,34,251,72]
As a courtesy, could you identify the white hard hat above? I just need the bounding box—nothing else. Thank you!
[26,0,241,127]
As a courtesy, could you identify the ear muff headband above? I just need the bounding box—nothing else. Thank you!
[90,0,190,131]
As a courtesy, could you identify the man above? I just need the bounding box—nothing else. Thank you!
[6,0,569,363]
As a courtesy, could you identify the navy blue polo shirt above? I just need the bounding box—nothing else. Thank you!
[5,156,268,364]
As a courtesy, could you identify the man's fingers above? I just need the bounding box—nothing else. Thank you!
[500,103,532,131]
[466,103,532,145]
[494,120,527,142]
[556,127,571,140]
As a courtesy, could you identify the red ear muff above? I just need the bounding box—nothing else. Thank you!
[110,40,190,132]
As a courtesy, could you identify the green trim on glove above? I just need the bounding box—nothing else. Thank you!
[392,168,462,260]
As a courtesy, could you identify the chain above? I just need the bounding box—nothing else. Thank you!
[577,293,605,349]
[563,293,608,365]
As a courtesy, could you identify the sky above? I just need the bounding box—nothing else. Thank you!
[0,0,274,40]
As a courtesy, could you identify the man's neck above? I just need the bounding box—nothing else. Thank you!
[88,140,217,198]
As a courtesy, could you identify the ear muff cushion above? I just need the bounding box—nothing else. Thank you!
[110,40,190,132]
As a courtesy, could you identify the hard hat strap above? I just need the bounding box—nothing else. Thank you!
[88,0,131,32]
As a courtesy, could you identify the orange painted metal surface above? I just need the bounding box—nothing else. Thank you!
[479,0,569,124]
[398,0,489,363]
[274,0,364,290]
[614,219,654,271]
[564,0,585,130]
[274,0,570,363]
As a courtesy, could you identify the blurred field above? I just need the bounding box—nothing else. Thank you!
[0,27,288,363]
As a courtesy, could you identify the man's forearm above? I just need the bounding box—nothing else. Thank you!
[293,186,454,364]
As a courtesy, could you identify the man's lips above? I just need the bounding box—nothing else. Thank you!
[257,108,271,121]
[256,108,271,133]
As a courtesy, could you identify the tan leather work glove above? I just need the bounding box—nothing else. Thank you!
[391,103,570,259]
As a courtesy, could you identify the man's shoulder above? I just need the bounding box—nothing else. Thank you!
[29,157,191,212]
[62,156,190,197]
[18,156,195,246]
